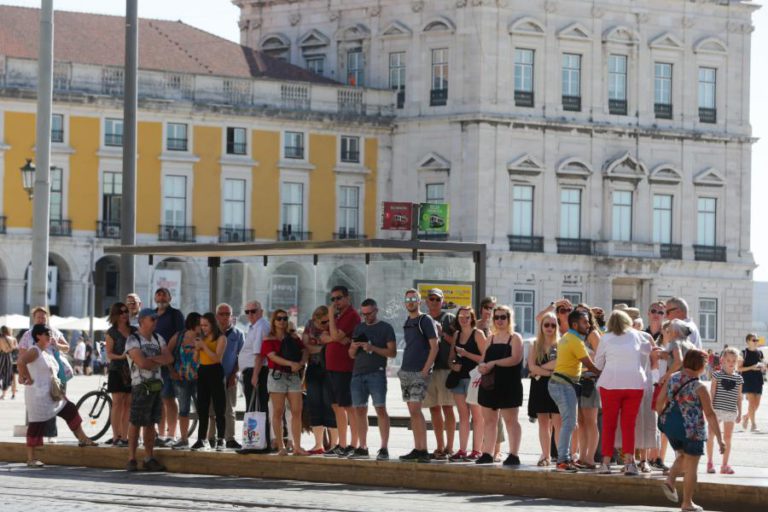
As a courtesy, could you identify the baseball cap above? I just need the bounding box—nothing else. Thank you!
[138,308,158,320]
[427,288,444,298]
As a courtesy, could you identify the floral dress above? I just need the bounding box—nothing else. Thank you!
[665,372,706,441]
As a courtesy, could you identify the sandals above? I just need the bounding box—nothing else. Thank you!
[276,448,288,456]
[720,465,734,475]
[537,457,550,467]
[681,505,703,512]
[661,481,679,503]
[78,439,98,447]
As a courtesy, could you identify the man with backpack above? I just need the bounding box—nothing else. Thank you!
[398,288,439,463]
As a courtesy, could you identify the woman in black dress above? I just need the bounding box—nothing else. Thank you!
[527,312,560,466]
[476,305,524,466]
[740,333,765,432]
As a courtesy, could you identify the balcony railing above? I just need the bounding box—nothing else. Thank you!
[655,103,673,120]
[226,141,247,155]
[514,91,534,108]
[0,216,6,234]
[699,108,717,124]
[338,88,364,114]
[281,83,310,111]
[341,151,360,163]
[333,230,367,240]
[51,129,64,143]
[556,237,593,255]
[166,138,188,151]
[219,227,254,243]
[50,219,72,237]
[396,89,405,109]
[104,133,123,147]
[96,220,121,239]
[158,224,195,242]
[660,243,682,260]
[562,95,581,112]
[508,235,544,253]
[277,228,311,241]
[284,146,304,159]
[693,245,726,262]
[609,99,627,116]
[430,88,448,107]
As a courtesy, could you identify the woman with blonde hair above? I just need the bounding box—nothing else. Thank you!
[302,305,338,454]
[476,305,523,465]
[574,303,602,469]
[527,312,561,466]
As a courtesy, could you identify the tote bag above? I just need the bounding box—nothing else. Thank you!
[241,394,267,450]
[466,367,482,406]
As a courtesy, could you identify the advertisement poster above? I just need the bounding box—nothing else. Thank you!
[269,274,299,313]
[382,202,413,231]
[414,281,474,309]
[418,203,450,233]
[153,269,182,305]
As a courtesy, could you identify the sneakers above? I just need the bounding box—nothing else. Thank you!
[190,439,210,451]
[475,453,494,465]
[216,439,225,452]
[171,439,189,450]
[706,461,716,474]
[597,463,611,474]
[116,439,129,448]
[555,461,579,473]
[464,450,481,461]
[376,448,389,461]
[143,457,166,472]
[324,445,343,457]
[226,439,242,449]
[638,460,652,474]
[650,458,669,472]
[417,450,431,463]
[349,447,370,459]
[431,449,448,461]
[126,459,138,472]
[400,449,429,463]
[154,437,170,448]
[449,450,467,462]
[624,463,639,476]
[105,438,115,445]
[26,460,44,468]
[502,454,521,466]
[339,445,355,458]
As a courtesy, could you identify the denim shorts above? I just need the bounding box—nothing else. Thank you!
[267,370,303,394]
[398,370,430,403]
[351,371,387,407]
[669,437,705,456]
[449,377,471,396]
[160,367,176,399]
[173,380,197,417]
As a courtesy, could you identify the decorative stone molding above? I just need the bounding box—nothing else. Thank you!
[507,154,545,176]
[694,36,728,55]
[381,20,413,38]
[412,1,424,13]
[369,6,381,17]
[335,23,371,42]
[682,17,695,29]
[509,16,546,37]
[545,0,558,14]
[591,7,605,18]
[298,29,330,50]
[289,13,301,26]
[456,0,468,7]
[423,16,456,33]
[329,11,340,22]
[556,157,592,178]
[693,167,725,187]
[648,164,682,185]
[603,25,639,45]
[557,22,591,41]
[238,19,250,31]
[417,152,451,173]
[604,152,647,183]
[649,32,683,51]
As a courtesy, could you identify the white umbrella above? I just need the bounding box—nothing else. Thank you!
[57,316,110,332]
[48,315,76,329]
[0,314,31,330]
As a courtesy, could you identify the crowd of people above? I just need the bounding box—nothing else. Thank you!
[12,287,767,511]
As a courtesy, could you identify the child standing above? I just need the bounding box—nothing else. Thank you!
[706,347,743,474]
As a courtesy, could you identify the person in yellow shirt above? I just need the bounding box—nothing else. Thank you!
[548,310,601,472]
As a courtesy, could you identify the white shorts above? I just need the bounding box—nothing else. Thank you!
[714,409,738,424]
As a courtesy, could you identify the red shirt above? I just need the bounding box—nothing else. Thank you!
[325,306,361,372]
[261,335,305,370]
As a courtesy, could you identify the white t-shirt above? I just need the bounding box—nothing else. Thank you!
[239,317,269,369]
[125,332,166,386]
[684,318,702,349]
[74,341,86,361]
[595,330,652,390]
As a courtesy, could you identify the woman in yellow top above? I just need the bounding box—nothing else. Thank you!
[191,312,227,452]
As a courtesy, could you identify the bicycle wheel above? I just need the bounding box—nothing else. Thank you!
[188,399,198,439]
[76,391,112,441]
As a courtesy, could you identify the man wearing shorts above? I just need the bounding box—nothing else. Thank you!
[125,309,173,472]
[153,287,184,446]
[325,285,361,457]
[348,298,396,460]
[398,289,438,463]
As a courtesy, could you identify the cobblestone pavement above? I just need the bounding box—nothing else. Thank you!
[0,462,684,512]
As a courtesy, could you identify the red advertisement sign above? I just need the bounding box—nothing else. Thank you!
[382,202,413,230]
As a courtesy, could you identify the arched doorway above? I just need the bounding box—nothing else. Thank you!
[326,263,366,308]
[270,261,312,324]
[24,252,70,315]
[94,256,120,316]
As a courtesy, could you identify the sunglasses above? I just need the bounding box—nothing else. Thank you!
[126,302,136,306]
[320,319,329,324]
[427,297,442,302]
[493,315,509,321]
[244,309,259,314]
[542,323,557,328]
[650,309,665,315]
[748,338,758,343]
[404,297,419,303]
[361,311,376,317]
[557,308,573,314]
[120,309,129,314]
[330,296,345,302]
[275,316,289,322]
[458,315,471,320]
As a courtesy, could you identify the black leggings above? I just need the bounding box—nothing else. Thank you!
[196,363,226,441]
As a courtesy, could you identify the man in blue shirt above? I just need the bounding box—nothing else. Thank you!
[153,287,184,446]
[211,302,244,449]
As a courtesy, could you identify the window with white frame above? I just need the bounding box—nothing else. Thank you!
[608,55,628,115]
[426,183,445,203]
[697,197,717,246]
[50,167,63,221]
[281,182,304,233]
[699,298,717,343]
[562,292,582,306]
[102,171,122,225]
[223,179,246,228]
[562,53,581,110]
[102,67,124,96]
[389,52,406,91]
[698,67,716,109]
[653,194,673,244]
[167,123,188,152]
[513,290,535,336]
[163,175,187,227]
[654,63,673,118]
[511,185,533,236]
[51,114,64,143]
[347,49,365,86]
[105,118,123,147]
[340,136,360,163]
[338,186,360,238]
[431,48,449,92]
[514,49,534,107]
[226,127,247,155]
[306,56,325,76]
[560,188,581,239]
[612,190,632,241]
[284,131,304,159]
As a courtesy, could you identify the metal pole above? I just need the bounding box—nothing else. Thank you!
[119,0,138,299]
[88,240,95,341]
[208,257,221,312]
[30,0,54,310]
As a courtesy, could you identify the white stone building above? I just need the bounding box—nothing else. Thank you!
[237,0,758,347]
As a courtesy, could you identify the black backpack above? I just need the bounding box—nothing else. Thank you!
[279,334,303,372]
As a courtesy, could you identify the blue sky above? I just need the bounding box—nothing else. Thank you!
[3,0,766,280]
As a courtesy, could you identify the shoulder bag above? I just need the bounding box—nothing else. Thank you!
[657,377,698,440]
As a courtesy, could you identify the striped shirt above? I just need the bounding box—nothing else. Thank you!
[712,371,743,413]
